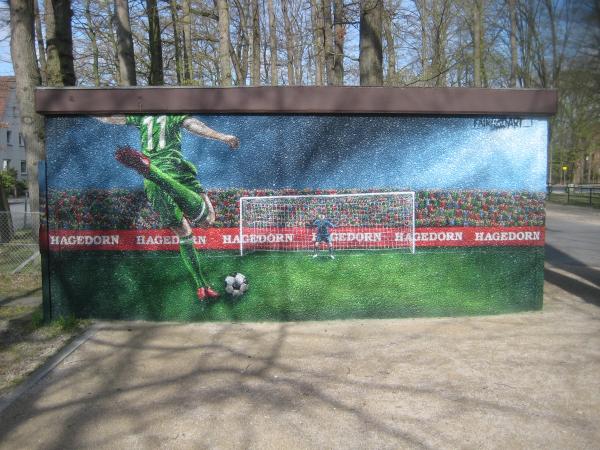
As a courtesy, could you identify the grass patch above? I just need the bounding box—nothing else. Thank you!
[48,247,544,321]
[0,272,42,300]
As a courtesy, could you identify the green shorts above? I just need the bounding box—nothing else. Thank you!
[144,157,205,228]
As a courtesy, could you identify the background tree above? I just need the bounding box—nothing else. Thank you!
[45,0,76,85]
[146,0,163,85]
[332,0,345,85]
[359,0,383,85]
[3,0,598,193]
[114,0,136,86]
[8,0,46,232]
[217,0,232,86]
[267,0,278,85]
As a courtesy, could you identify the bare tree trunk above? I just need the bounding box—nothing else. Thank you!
[251,0,261,85]
[332,0,344,85]
[45,0,76,86]
[217,0,232,86]
[431,0,449,87]
[33,0,47,85]
[170,0,183,84]
[281,0,296,85]
[508,0,518,87]
[267,0,278,85]
[310,0,324,85]
[417,0,429,82]
[101,0,121,83]
[261,11,270,82]
[9,0,45,222]
[245,0,251,83]
[182,0,193,82]
[233,0,250,86]
[359,0,383,86]
[543,0,559,87]
[322,0,335,84]
[84,0,100,86]
[473,0,483,87]
[147,0,164,85]
[294,18,305,84]
[383,2,396,85]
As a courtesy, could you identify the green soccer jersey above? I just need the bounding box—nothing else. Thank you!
[126,114,188,161]
[124,114,206,227]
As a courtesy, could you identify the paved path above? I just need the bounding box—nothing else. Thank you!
[0,205,598,449]
[545,202,600,268]
[545,203,600,308]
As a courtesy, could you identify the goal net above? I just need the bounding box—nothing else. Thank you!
[239,192,415,255]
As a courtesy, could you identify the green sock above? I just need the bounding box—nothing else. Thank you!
[179,236,208,288]
[147,165,206,221]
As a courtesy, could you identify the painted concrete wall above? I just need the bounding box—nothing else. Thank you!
[41,114,547,321]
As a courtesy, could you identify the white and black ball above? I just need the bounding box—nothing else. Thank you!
[224,273,248,298]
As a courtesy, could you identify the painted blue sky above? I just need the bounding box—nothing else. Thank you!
[46,115,547,192]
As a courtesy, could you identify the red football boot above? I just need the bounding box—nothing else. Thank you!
[115,146,151,176]
[197,287,207,301]
[204,286,220,299]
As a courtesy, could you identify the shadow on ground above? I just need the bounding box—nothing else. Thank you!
[0,290,598,449]
[545,244,600,307]
[0,288,42,307]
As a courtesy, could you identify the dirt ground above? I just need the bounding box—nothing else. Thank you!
[0,303,86,396]
[0,203,598,449]
[0,286,597,450]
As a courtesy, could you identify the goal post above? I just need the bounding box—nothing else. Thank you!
[239,192,415,255]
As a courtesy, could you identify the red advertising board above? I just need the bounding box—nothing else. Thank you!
[48,226,545,252]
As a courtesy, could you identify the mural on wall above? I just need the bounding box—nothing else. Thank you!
[42,114,547,321]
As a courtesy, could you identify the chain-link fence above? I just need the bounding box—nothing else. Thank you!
[0,211,41,274]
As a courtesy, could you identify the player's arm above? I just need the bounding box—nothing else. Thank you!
[92,115,128,125]
[182,117,239,149]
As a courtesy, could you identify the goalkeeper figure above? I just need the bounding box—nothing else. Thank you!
[94,114,239,301]
[312,214,336,259]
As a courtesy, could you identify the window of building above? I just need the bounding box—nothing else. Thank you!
[2,159,10,170]
[6,130,12,145]
[19,133,24,146]
[21,160,27,175]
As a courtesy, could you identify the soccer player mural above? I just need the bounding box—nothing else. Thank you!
[94,115,240,301]
[39,88,555,322]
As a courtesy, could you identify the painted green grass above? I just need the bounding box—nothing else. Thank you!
[47,248,544,321]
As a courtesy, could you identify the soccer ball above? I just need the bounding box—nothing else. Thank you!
[224,273,248,298]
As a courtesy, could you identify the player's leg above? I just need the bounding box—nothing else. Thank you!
[313,238,320,257]
[200,193,216,226]
[172,219,220,301]
[116,147,208,223]
[148,185,217,301]
[327,235,335,259]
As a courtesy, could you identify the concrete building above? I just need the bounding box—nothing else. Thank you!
[0,76,27,182]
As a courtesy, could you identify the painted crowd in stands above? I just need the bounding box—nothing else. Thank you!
[45,188,545,230]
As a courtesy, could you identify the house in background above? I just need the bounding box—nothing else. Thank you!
[0,76,27,182]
